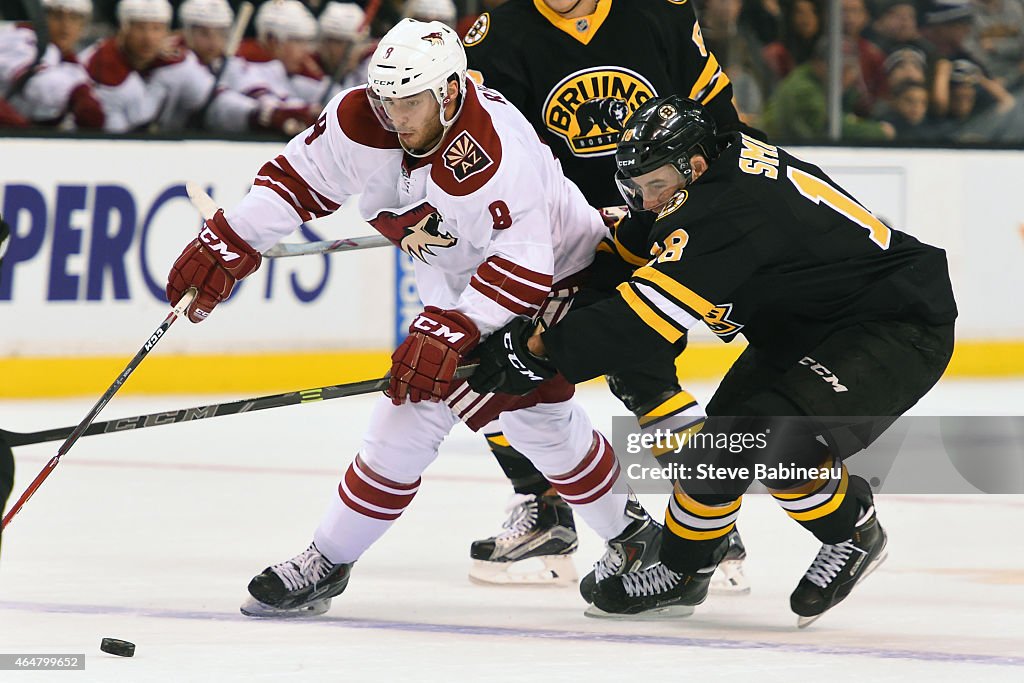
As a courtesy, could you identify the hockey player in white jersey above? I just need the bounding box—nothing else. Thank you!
[0,0,104,128]
[164,19,663,617]
[406,0,458,27]
[177,0,232,70]
[224,0,324,105]
[81,0,313,134]
[315,2,374,103]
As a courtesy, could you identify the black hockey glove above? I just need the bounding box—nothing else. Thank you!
[468,317,557,396]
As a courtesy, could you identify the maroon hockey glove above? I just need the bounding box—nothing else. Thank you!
[69,84,105,129]
[166,210,262,323]
[389,307,481,405]
[0,97,29,127]
[251,101,319,136]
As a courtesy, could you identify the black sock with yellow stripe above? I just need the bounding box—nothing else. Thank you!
[483,431,553,497]
[770,456,874,544]
[660,482,740,573]
[634,388,706,459]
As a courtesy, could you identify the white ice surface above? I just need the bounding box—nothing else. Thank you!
[1,377,1023,681]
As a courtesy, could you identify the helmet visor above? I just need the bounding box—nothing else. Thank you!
[614,164,687,213]
[366,86,438,133]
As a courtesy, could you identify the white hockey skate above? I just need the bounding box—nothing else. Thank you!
[469,494,578,586]
[240,543,352,618]
[709,527,751,595]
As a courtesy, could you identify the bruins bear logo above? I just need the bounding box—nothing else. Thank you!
[543,67,657,157]
[574,97,630,136]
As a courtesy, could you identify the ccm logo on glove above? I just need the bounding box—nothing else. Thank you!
[412,314,468,344]
[199,225,242,262]
[504,331,545,381]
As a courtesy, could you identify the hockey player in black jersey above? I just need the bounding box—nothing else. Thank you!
[469,96,957,625]
[463,0,750,594]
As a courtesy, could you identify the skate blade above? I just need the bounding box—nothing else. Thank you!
[240,596,332,618]
[468,555,577,586]
[709,559,751,596]
[796,549,889,629]
[584,603,696,620]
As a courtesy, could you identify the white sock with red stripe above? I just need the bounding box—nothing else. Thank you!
[546,432,631,540]
[313,454,420,564]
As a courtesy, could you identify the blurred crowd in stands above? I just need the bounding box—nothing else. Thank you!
[1,0,1023,144]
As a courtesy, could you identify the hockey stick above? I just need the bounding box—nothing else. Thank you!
[0,364,479,449]
[263,234,391,258]
[183,182,393,258]
[0,288,197,530]
[188,1,254,129]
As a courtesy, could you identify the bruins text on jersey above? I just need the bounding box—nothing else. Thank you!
[464,0,740,207]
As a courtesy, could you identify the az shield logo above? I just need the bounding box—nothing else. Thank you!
[443,131,494,182]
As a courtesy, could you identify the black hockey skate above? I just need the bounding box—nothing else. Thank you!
[241,543,352,618]
[585,562,717,618]
[709,527,751,595]
[469,494,578,585]
[579,497,661,603]
[791,505,888,628]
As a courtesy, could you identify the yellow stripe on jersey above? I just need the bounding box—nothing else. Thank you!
[638,390,700,427]
[618,282,686,343]
[612,231,650,267]
[688,53,721,100]
[632,266,716,319]
[701,70,732,104]
[532,0,612,45]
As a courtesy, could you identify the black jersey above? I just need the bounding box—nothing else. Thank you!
[464,0,740,207]
[544,133,958,381]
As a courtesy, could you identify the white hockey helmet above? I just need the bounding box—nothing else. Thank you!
[117,0,172,25]
[405,0,456,25]
[179,0,233,29]
[41,0,92,14]
[255,0,318,42]
[319,2,365,40]
[367,19,466,131]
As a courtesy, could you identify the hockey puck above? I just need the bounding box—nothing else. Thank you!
[100,638,135,657]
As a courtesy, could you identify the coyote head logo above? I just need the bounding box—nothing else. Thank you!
[370,203,457,263]
[421,32,445,46]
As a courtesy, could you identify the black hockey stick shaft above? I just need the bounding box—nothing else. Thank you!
[1,290,197,529]
[0,364,479,449]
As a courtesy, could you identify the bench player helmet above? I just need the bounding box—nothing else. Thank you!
[319,2,365,40]
[117,0,172,25]
[179,0,233,28]
[42,0,92,14]
[255,0,317,42]
[614,96,719,211]
[366,18,467,155]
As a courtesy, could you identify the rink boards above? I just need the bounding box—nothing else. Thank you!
[1,138,1022,396]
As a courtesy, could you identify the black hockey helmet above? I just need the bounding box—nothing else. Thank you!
[614,96,719,210]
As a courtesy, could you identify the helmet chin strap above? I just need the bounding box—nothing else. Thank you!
[402,84,465,158]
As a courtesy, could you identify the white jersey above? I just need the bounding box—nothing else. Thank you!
[0,23,91,123]
[80,37,257,133]
[222,40,324,106]
[226,81,607,335]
